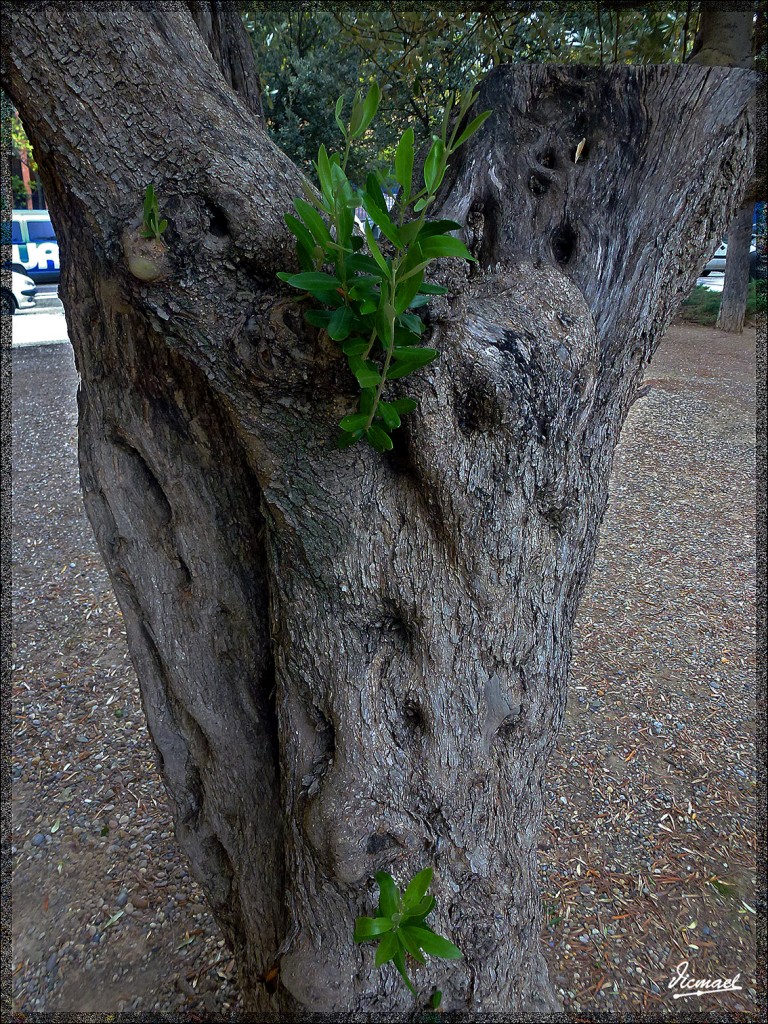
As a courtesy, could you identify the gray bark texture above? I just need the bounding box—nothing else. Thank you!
[718,202,755,332]
[187,0,264,121]
[2,4,757,1018]
[747,0,767,205]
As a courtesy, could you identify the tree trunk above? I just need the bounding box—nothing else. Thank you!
[745,0,767,204]
[717,202,754,332]
[691,2,759,331]
[689,2,755,67]
[187,0,264,121]
[3,6,756,1017]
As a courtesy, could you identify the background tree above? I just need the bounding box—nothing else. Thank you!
[686,1,765,333]
[244,9,397,181]
[3,3,756,1016]
[2,102,42,208]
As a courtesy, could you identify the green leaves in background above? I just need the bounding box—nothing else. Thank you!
[354,868,462,1001]
[277,82,490,455]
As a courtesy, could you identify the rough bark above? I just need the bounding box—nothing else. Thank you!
[718,202,754,332]
[3,4,756,1018]
[745,0,767,203]
[186,0,264,122]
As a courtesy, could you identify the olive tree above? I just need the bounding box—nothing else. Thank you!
[3,3,756,1016]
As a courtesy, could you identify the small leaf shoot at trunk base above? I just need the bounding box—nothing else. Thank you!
[354,868,462,1002]
[140,183,169,241]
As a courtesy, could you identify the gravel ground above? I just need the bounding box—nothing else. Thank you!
[11,343,240,1018]
[10,322,760,1018]
[538,324,759,1017]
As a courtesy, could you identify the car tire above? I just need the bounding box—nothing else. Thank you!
[1,289,16,317]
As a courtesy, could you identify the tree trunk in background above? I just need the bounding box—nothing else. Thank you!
[717,202,754,332]
[691,1,758,333]
[3,6,756,1017]
[689,3,754,67]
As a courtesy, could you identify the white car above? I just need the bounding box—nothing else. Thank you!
[701,235,757,276]
[2,269,37,315]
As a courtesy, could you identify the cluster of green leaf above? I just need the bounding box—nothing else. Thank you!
[354,868,461,1001]
[278,84,490,452]
[140,185,167,242]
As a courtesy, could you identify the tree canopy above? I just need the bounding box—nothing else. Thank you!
[246,3,701,174]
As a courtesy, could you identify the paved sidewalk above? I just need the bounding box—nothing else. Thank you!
[12,309,69,347]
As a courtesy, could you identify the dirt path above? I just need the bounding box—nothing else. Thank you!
[9,322,759,1018]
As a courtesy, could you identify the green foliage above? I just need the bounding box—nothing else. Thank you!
[245,5,698,170]
[755,278,767,316]
[244,10,397,180]
[9,107,38,171]
[680,281,762,326]
[679,284,724,324]
[354,868,462,999]
[11,175,28,203]
[140,185,168,242]
[3,98,44,207]
[278,84,489,452]
[331,5,698,71]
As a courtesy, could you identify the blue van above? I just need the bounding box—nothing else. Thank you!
[12,210,60,283]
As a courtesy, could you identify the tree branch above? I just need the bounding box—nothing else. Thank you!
[434,62,755,457]
[440,63,755,365]
[2,4,307,397]
[186,0,264,122]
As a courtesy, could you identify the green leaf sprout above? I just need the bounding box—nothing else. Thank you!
[140,184,168,242]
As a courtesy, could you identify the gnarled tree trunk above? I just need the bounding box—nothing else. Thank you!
[3,6,756,1017]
